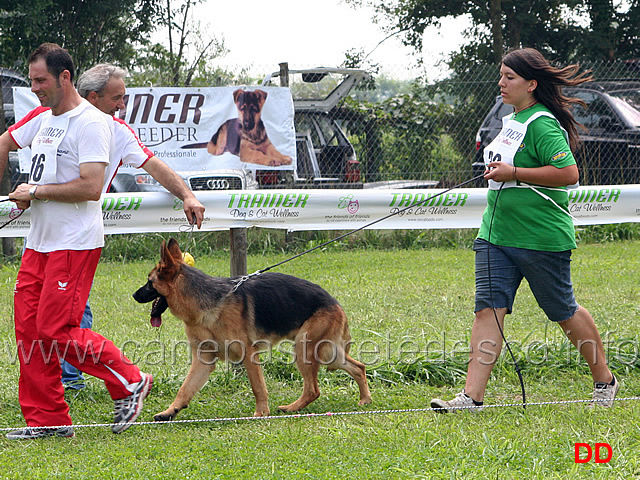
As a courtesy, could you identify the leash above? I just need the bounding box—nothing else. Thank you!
[231,173,486,291]
[486,183,527,408]
[178,217,197,250]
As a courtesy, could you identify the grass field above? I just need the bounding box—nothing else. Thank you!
[0,239,638,478]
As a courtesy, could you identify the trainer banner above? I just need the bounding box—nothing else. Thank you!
[1,186,638,237]
[13,85,296,173]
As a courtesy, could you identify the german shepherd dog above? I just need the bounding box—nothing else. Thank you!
[133,239,371,420]
[207,89,292,167]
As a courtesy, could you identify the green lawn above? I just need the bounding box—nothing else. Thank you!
[0,241,638,478]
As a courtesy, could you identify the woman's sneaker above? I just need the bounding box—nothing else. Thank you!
[6,426,74,440]
[588,375,619,408]
[430,391,484,413]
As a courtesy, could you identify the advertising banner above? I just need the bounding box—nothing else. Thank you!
[1,186,638,237]
[13,85,296,174]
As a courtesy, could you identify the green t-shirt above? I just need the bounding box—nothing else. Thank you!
[477,104,577,251]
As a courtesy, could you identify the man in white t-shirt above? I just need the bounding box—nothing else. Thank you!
[55,64,206,389]
[0,43,152,439]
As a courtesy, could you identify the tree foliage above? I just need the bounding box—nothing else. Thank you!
[0,0,162,74]
[129,0,231,87]
[346,0,640,66]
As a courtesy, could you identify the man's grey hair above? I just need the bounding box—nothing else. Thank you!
[77,63,127,98]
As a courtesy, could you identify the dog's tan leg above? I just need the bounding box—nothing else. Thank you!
[278,335,321,412]
[328,352,372,406]
[301,308,372,408]
[242,346,270,417]
[154,336,218,422]
[239,146,276,166]
[208,124,228,155]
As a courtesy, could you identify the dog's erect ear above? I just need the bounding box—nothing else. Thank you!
[254,89,267,107]
[160,240,168,261]
[159,238,182,269]
[167,238,183,261]
[233,89,243,105]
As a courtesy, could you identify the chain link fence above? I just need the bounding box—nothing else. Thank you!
[344,60,640,187]
[262,59,639,188]
[2,60,639,192]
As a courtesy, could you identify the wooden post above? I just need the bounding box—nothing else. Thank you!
[278,63,296,244]
[279,62,289,88]
[229,228,247,276]
[278,63,295,189]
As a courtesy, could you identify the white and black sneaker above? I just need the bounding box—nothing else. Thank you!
[6,426,75,440]
[431,390,484,413]
[112,372,153,434]
[588,375,619,408]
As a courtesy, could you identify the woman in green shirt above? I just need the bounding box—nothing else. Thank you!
[431,48,618,412]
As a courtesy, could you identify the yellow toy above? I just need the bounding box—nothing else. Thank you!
[182,252,195,266]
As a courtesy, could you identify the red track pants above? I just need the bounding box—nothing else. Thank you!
[14,248,142,427]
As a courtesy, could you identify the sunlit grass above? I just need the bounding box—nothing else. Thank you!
[0,240,638,478]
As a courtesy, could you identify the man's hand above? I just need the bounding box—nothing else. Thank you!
[9,183,34,209]
[183,194,205,229]
[9,183,31,202]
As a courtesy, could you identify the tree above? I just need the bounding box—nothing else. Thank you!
[0,0,162,73]
[130,0,229,87]
[346,0,640,66]
[616,0,640,58]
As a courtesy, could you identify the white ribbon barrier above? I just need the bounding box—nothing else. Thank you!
[1,185,639,237]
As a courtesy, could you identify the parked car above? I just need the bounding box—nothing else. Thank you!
[112,67,370,192]
[472,81,640,185]
[1,68,30,190]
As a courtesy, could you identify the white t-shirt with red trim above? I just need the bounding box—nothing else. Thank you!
[9,100,112,252]
[102,117,154,193]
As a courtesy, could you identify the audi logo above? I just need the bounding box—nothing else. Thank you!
[205,179,230,190]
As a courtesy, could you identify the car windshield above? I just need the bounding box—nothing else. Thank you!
[609,91,640,127]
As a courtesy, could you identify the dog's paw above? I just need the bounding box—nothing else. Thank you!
[269,156,292,166]
[358,396,372,406]
[153,407,180,422]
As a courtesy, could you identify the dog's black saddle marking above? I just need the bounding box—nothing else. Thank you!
[233,272,339,336]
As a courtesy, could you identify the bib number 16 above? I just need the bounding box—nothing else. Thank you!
[30,153,46,182]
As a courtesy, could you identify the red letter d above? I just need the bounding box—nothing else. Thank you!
[574,443,592,463]
[595,443,612,463]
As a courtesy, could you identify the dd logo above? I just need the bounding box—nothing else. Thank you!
[574,443,612,463]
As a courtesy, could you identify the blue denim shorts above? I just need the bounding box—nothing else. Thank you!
[473,238,579,322]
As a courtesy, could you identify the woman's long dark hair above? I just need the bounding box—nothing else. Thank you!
[502,48,593,152]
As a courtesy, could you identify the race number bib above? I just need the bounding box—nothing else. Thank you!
[483,111,560,190]
[483,117,526,190]
[29,114,69,185]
